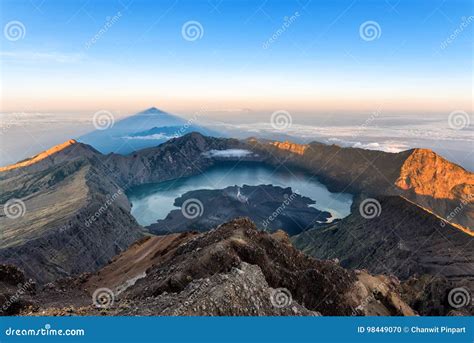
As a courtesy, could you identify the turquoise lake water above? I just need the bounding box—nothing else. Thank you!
[127,163,353,226]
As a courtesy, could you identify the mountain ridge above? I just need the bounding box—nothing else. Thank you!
[1,132,472,284]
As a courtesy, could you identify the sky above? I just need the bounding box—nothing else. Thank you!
[1,0,473,115]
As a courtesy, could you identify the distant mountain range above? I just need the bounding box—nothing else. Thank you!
[78,107,219,154]
[0,132,472,316]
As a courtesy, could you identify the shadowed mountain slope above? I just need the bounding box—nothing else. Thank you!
[79,107,219,154]
[292,196,474,284]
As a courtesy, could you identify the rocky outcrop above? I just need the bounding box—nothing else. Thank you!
[123,218,414,316]
[0,144,143,284]
[22,218,415,316]
[395,149,473,229]
[110,262,321,316]
[292,196,474,284]
[102,132,260,188]
[271,141,308,155]
[0,139,78,172]
[0,265,36,315]
[253,139,474,230]
[400,275,473,316]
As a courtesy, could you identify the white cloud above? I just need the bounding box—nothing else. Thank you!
[122,133,173,140]
[0,51,85,63]
[203,149,253,158]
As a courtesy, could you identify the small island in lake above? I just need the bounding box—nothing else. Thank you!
[147,184,331,235]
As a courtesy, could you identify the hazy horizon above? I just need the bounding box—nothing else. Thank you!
[1,108,473,172]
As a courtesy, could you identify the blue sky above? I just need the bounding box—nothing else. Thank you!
[1,0,472,114]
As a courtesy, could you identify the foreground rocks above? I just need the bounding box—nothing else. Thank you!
[292,196,474,284]
[0,265,36,315]
[20,218,416,316]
